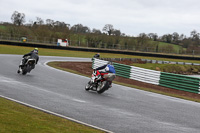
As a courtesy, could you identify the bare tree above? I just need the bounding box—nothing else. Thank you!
[54,21,67,28]
[179,34,186,41]
[102,24,114,35]
[71,24,90,33]
[46,19,54,26]
[190,30,199,41]
[36,17,44,25]
[113,29,121,36]
[148,33,158,41]
[161,34,172,43]
[11,11,25,26]
[92,28,101,34]
[138,33,148,46]
[121,33,126,37]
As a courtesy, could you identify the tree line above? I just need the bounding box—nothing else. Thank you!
[1,11,200,54]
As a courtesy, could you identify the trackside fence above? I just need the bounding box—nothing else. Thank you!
[130,66,161,85]
[113,63,131,78]
[159,72,200,94]
[92,58,200,94]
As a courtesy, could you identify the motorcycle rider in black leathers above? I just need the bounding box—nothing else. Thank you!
[17,48,39,73]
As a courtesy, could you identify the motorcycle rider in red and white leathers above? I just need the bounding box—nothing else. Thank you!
[93,61,116,88]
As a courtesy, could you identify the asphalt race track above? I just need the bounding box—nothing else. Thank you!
[1,54,200,133]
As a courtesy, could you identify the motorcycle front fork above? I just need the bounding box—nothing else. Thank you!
[89,80,100,90]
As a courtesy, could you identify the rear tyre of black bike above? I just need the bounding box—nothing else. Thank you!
[22,67,27,75]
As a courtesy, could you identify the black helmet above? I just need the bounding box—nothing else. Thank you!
[107,61,113,65]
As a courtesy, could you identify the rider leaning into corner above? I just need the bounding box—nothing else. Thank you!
[93,61,116,88]
[17,48,39,73]
[93,53,100,58]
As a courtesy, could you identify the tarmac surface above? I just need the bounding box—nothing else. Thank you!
[1,54,200,133]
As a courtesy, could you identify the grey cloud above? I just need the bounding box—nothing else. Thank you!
[1,0,200,36]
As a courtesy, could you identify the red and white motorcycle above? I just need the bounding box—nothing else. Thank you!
[85,70,116,94]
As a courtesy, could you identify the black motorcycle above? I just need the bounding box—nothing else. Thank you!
[85,71,116,94]
[18,57,36,75]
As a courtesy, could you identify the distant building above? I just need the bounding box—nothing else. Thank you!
[57,39,69,46]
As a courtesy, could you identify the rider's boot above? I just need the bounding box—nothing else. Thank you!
[17,66,22,73]
[17,69,20,73]
[109,84,112,88]
[109,81,113,88]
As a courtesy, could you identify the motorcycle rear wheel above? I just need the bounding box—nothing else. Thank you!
[97,81,109,94]
[22,68,27,75]
[22,71,27,75]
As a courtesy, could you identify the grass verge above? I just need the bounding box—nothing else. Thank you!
[1,44,200,63]
[0,97,104,133]
[133,63,200,74]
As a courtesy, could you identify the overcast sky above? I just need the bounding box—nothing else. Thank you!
[1,0,200,37]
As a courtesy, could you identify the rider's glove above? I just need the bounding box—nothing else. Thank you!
[93,69,97,75]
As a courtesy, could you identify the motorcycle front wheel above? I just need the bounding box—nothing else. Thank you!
[85,81,92,91]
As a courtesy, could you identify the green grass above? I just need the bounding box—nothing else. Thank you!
[158,41,186,52]
[1,44,200,63]
[0,44,96,57]
[158,42,180,50]
[0,25,6,30]
[132,63,200,74]
[0,97,104,133]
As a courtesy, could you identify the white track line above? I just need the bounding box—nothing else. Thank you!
[0,95,113,133]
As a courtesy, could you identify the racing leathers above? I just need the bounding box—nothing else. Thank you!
[18,51,39,72]
[93,63,116,87]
